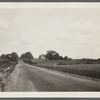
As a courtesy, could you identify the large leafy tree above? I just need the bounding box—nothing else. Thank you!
[10,52,19,61]
[21,52,33,59]
[45,50,60,60]
[5,54,11,61]
[53,53,60,60]
[20,52,34,64]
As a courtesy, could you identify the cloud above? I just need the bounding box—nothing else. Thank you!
[12,41,19,46]
[0,8,100,58]
[0,19,7,29]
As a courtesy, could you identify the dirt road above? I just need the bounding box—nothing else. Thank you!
[5,61,100,91]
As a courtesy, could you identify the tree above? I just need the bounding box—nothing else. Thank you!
[20,52,33,59]
[25,52,33,59]
[20,53,25,58]
[1,54,9,63]
[20,52,34,64]
[63,56,68,60]
[59,56,63,60]
[10,52,18,61]
[45,51,53,60]
[5,54,11,60]
[1,54,6,59]
[45,50,60,60]
[53,53,60,60]
[39,55,41,59]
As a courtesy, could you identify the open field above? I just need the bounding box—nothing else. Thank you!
[35,60,100,79]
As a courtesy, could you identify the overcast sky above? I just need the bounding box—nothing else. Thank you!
[0,8,100,59]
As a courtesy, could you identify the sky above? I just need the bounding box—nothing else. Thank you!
[0,7,100,59]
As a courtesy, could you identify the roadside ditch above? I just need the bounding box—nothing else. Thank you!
[0,63,17,92]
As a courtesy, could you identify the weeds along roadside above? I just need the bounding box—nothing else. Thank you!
[0,61,17,92]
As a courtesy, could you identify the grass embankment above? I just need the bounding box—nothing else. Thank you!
[0,62,17,91]
[35,61,100,79]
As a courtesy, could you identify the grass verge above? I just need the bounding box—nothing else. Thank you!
[35,64,100,79]
[0,62,17,91]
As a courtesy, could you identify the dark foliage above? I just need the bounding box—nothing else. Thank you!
[10,52,18,61]
[40,50,71,60]
[20,52,34,64]
[0,52,18,63]
[20,52,33,59]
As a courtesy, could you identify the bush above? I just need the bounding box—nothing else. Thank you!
[23,59,33,64]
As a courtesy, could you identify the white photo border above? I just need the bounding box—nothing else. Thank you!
[0,3,100,98]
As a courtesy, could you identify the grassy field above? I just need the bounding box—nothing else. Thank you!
[35,60,100,79]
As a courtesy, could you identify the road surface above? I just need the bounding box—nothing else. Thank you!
[5,61,100,91]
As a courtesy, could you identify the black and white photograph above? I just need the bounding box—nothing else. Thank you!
[0,3,100,92]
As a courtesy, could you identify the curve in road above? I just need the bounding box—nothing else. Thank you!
[5,61,100,91]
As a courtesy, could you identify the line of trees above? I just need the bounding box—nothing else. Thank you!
[0,51,34,64]
[38,50,100,64]
[80,58,100,64]
[39,50,71,60]
[0,52,19,63]
[0,50,100,64]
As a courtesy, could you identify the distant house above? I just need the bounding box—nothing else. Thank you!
[39,54,46,60]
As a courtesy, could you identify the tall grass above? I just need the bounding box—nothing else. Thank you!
[0,62,17,91]
[36,64,100,79]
